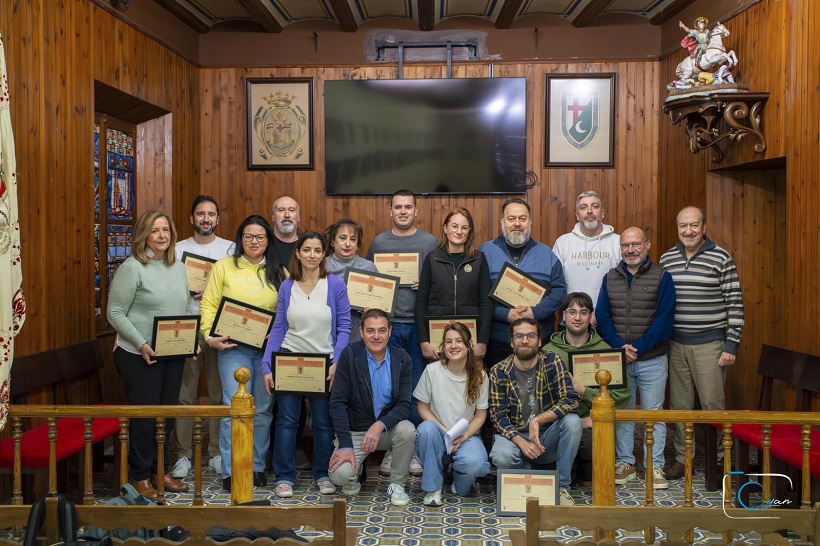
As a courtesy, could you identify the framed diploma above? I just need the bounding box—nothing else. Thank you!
[497,469,558,516]
[210,297,275,350]
[344,268,400,316]
[427,316,479,350]
[568,348,627,389]
[371,251,422,287]
[151,315,201,360]
[181,252,218,294]
[489,263,550,308]
[271,352,330,396]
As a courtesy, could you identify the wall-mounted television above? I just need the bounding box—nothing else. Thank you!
[324,78,527,195]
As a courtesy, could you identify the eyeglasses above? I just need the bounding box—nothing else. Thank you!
[513,332,538,341]
[242,234,268,243]
[447,223,471,232]
[619,242,645,250]
[564,309,591,317]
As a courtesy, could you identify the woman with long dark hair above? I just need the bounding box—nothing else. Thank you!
[414,322,490,506]
[200,215,287,492]
[107,209,190,498]
[263,231,351,498]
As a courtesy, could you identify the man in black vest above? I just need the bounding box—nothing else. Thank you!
[595,227,676,490]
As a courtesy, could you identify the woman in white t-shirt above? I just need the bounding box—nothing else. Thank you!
[414,322,490,506]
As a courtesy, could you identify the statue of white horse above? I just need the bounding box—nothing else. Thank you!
[675,22,738,84]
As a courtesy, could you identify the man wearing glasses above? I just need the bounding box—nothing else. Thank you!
[595,227,676,490]
[488,317,581,506]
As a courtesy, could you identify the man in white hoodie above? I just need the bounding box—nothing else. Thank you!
[553,191,621,312]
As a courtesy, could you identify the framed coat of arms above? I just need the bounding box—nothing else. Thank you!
[544,74,615,168]
[246,78,314,170]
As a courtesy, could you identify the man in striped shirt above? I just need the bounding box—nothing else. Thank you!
[660,206,745,480]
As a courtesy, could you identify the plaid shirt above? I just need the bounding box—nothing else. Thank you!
[489,349,579,440]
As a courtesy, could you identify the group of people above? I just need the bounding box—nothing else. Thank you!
[106,189,743,508]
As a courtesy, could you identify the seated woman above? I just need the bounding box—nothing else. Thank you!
[199,215,287,492]
[414,322,491,506]
[107,209,190,499]
[323,218,377,343]
[263,231,351,498]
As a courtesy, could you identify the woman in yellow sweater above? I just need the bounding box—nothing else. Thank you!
[200,215,287,492]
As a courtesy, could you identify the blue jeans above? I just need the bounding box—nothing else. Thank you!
[416,420,490,495]
[389,322,425,425]
[273,393,333,485]
[217,346,273,478]
[490,414,582,489]
[615,354,668,469]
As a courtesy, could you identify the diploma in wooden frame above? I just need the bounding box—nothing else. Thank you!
[151,315,201,360]
[568,348,627,389]
[210,297,275,350]
[496,469,558,516]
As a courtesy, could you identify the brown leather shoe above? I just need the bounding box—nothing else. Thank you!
[131,478,158,499]
[152,473,190,492]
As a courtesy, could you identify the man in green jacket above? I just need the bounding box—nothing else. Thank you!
[544,292,631,486]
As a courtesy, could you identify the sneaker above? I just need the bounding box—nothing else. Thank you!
[317,478,336,495]
[559,487,575,506]
[295,449,312,470]
[409,454,423,477]
[614,461,636,485]
[379,452,392,476]
[275,483,294,498]
[254,471,267,487]
[171,457,191,479]
[341,481,361,496]
[652,466,669,490]
[387,483,410,506]
[450,483,458,496]
[208,455,222,474]
[423,488,442,507]
[664,460,685,480]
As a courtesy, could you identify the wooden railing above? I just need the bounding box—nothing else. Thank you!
[4,367,255,506]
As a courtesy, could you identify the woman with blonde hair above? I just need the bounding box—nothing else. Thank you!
[414,322,490,506]
[108,209,190,499]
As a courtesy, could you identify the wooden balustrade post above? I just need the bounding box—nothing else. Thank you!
[591,370,615,541]
[47,417,57,494]
[230,367,255,505]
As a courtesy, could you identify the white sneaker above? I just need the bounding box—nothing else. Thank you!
[423,488,442,507]
[409,454,423,477]
[387,483,410,506]
[450,483,458,495]
[379,452,392,476]
[171,457,191,479]
[341,481,361,496]
[559,487,575,506]
[208,455,222,474]
[652,466,669,490]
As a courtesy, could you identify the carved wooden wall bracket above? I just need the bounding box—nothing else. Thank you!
[663,91,769,163]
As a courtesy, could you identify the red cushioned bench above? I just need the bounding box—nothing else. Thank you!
[0,340,121,502]
[704,344,820,504]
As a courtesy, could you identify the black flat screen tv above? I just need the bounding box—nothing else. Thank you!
[324,78,527,195]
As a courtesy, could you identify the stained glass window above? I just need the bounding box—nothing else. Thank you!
[95,115,136,331]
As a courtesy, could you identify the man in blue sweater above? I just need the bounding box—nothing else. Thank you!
[478,198,567,367]
[596,227,676,490]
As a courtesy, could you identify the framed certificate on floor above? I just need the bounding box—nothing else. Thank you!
[496,469,558,516]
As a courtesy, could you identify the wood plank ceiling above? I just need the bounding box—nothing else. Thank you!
[150,0,694,33]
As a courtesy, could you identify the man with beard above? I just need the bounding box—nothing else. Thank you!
[596,227,676,490]
[366,189,437,477]
[488,318,581,506]
[553,191,620,314]
[660,206,744,480]
[478,198,566,366]
[171,195,234,479]
[270,195,300,265]
[544,292,631,487]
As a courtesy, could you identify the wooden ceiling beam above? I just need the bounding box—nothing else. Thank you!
[571,0,614,28]
[495,0,526,29]
[236,0,283,33]
[327,0,358,32]
[152,0,211,34]
[650,0,695,25]
[418,0,435,31]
